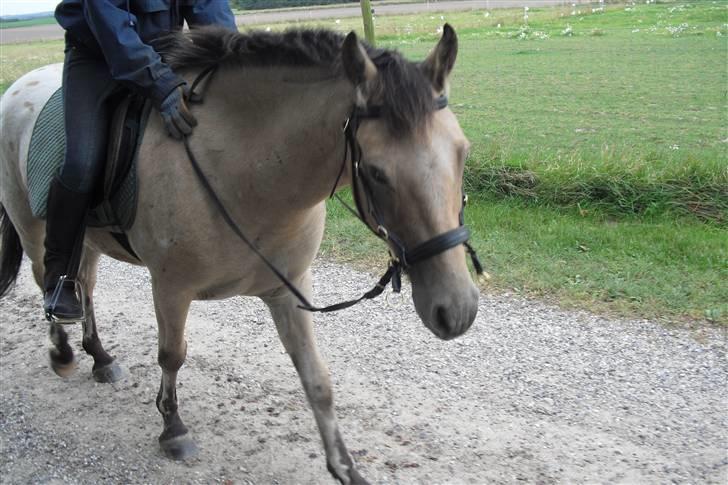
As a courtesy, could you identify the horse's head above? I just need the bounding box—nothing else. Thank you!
[340,25,479,340]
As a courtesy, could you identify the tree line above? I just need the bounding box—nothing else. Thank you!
[230,0,358,10]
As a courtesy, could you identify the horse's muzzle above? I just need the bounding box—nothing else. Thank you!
[413,279,479,340]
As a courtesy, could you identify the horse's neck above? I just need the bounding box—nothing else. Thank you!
[194,66,353,209]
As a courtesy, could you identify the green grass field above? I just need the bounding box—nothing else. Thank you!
[1,1,725,323]
[0,16,56,30]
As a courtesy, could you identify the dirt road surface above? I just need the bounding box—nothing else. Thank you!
[1,256,726,484]
[0,1,589,44]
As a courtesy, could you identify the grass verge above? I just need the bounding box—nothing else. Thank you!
[322,192,727,324]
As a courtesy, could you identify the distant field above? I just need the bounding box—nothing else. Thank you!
[0,40,64,93]
[1,1,725,323]
[0,17,55,30]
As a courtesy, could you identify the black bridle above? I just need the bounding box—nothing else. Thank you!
[182,67,483,313]
[330,97,484,298]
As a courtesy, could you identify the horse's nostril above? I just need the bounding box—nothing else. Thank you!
[435,306,451,336]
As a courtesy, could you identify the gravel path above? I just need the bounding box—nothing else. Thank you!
[0,256,726,484]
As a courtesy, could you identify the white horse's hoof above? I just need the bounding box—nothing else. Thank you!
[49,350,77,378]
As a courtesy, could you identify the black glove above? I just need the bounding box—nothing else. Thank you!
[158,86,197,140]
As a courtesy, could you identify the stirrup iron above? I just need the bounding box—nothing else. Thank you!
[45,275,86,324]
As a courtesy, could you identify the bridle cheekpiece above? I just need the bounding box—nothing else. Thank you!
[329,94,484,305]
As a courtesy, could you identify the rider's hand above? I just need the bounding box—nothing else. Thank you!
[158,86,197,140]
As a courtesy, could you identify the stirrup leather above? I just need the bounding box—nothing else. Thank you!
[45,275,86,324]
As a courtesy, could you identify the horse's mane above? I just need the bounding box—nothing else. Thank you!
[157,27,435,135]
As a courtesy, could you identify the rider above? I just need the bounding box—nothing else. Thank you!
[46,1,236,322]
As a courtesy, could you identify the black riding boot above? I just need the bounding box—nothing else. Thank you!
[43,177,91,323]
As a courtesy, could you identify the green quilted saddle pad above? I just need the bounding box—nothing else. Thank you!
[27,87,143,231]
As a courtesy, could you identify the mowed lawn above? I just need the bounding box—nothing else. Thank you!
[0,1,725,322]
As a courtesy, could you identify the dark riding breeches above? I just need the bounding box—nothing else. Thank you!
[59,40,124,194]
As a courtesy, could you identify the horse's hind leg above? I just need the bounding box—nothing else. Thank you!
[81,294,122,382]
[48,321,76,377]
[262,271,368,485]
[21,231,77,378]
[151,282,197,460]
[64,249,121,382]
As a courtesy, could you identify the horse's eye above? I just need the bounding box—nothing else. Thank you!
[368,166,389,185]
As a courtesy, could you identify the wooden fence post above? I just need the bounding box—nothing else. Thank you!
[360,0,375,46]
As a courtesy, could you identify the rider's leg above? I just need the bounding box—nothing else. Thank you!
[43,38,119,322]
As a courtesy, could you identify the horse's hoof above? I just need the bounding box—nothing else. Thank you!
[92,360,123,383]
[347,468,370,485]
[49,350,76,378]
[160,434,198,461]
[328,463,370,485]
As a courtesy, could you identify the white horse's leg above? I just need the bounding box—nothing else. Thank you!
[151,282,196,460]
[263,270,369,485]
[7,210,78,378]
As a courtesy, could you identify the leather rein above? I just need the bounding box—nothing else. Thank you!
[182,66,483,313]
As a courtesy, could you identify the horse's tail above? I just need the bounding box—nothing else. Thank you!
[0,205,23,297]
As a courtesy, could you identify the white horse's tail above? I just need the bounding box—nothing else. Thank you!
[0,205,23,297]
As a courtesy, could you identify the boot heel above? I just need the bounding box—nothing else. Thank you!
[45,275,86,324]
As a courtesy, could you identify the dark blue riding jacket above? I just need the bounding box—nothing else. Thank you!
[55,0,236,104]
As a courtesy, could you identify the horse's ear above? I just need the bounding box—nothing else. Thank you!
[342,31,377,86]
[422,24,458,92]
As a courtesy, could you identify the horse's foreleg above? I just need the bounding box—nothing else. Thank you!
[263,272,369,485]
[78,250,122,382]
[152,284,196,460]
